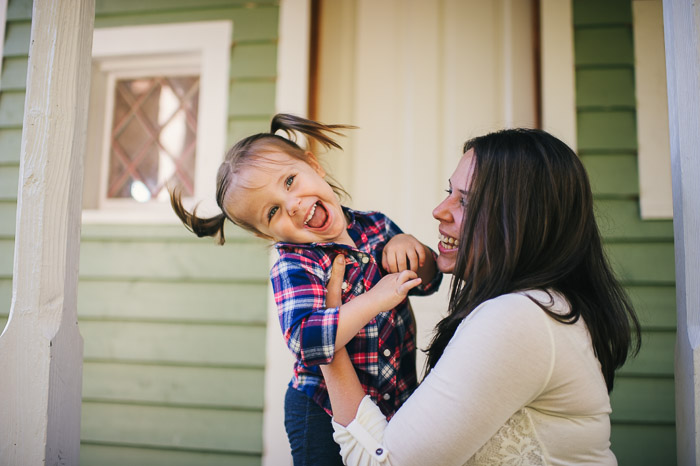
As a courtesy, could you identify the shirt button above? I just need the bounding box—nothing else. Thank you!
[376,448,384,456]
[341,281,348,291]
[361,255,370,264]
[382,393,391,401]
[383,348,391,357]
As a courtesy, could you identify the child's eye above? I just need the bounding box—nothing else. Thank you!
[285,175,295,189]
[268,206,279,221]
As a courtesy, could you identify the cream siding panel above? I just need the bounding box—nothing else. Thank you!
[633,0,673,219]
[315,0,538,381]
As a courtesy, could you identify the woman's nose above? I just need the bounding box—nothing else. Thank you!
[432,198,452,222]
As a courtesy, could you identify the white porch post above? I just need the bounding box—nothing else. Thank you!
[662,0,700,464]
[0,1,95,465]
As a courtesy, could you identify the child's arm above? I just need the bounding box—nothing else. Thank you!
[271,252,420,365]
[333,256,421,349]
[381,233,438,287]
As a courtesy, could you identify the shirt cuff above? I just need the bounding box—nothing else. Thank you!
[332,395,389,465]
[294,305,341,366]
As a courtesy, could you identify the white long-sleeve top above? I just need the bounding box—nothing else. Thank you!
[332,291,617,465]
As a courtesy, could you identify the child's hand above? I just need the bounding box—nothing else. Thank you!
[327,255,421,350]
[382,234,427,273]
[367,270,422,311]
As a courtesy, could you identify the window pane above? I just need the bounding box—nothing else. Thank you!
[107,76,200,202]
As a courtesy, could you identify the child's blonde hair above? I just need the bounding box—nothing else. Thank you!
[170,113,353,244]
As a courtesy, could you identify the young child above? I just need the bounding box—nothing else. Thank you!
[170,114,442,465]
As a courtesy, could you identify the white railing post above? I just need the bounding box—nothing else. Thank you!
[662,0,700,464]
[0,0,95,464]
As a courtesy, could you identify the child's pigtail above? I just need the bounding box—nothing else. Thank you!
[170,187,228,245]
[270,113,355,150]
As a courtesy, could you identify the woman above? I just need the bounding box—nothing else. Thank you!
[320,128,641,465]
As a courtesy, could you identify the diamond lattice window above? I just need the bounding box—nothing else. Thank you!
[108,76,200,202]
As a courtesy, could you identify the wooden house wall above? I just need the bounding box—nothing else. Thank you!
[0,0,277,464]
[573,0,676,464]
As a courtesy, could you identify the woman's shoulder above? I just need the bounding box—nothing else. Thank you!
[460,291,564,339]
[472,290,563,317]
[477,289,568,312]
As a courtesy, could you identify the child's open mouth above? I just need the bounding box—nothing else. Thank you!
[304,202,329,229]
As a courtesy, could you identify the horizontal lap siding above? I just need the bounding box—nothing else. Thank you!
[80,444,262,466]
[573,1,676,464]
[0,0,26,335]
[1,1,279,465]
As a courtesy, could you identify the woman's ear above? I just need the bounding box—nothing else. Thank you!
[305,151,327,177]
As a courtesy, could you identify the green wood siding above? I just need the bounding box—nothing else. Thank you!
[573,1,676,464]
[80,445,262,466]
[1,0,279,464]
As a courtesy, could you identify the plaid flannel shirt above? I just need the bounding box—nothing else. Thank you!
[271,207,442,417]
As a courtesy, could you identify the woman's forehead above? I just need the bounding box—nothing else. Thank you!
[451,149,475,184]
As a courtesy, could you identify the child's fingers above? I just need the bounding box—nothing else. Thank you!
[398,277,422,295]
[326,255,346,308]
[396,269,418,282]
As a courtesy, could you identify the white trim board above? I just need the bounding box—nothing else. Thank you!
[262,1,310,465]
[540,0,577,151]
[633,0,673,219]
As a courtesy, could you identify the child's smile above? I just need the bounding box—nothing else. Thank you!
[304,201,327,228]
[226,150,355,247]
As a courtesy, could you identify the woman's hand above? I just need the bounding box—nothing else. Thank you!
[383,234,439,289]
[382,234,425,273]
[327,254,346,308]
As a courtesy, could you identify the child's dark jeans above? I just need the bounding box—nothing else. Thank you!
[284,386,344,466]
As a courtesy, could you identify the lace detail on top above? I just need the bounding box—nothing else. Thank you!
[466,409,547,466]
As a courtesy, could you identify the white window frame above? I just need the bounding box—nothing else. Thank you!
[633,0,673,219]
[82,21,232,224]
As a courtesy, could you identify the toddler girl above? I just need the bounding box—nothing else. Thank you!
[170,114,441,465]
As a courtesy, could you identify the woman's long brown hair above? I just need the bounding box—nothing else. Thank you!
[170,113,353,244]
[425,128,641,392]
